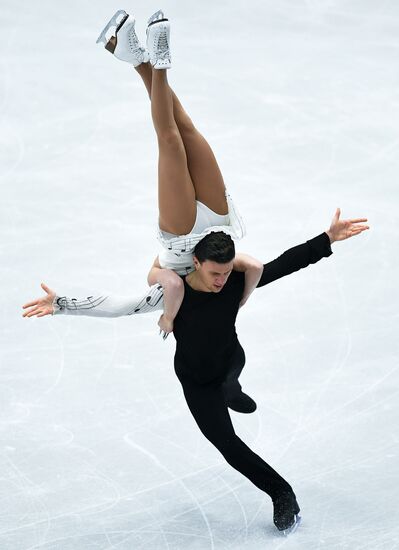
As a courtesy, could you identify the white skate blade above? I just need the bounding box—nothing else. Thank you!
[281,514,301,536]
[96,10,129,46]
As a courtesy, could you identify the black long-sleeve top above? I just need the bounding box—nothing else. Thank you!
[173,232,333,384]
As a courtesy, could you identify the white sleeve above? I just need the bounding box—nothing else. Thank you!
[52,283,164,317]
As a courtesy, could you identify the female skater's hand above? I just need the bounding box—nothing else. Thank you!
[326,208,370,243]
[158,314,173,340]
[22,283,56,318]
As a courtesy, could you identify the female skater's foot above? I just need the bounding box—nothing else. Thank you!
[146,10,171,69]
[96,9,149,67]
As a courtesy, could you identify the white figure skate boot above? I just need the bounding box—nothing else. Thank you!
[146,10,171,69]
[96,9,149,67]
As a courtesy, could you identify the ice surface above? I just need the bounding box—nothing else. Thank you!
[1,0,398,548]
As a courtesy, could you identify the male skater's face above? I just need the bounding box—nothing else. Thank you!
[194,258,234,292]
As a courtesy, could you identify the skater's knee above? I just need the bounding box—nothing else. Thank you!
[179,118,196,136]
[157,128,183,150]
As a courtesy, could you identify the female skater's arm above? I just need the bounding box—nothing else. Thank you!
[233,253,264,308]
[22,282,164,318]
[147,255,184,338]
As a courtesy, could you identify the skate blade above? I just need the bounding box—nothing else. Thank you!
[147,9,166,26]
[282,514,302,536]
[96,9,129,50]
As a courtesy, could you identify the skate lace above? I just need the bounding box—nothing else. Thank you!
[128,27,141,53]
[155,32,169,59]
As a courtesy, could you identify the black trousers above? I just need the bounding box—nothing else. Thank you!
[174,342,293,500]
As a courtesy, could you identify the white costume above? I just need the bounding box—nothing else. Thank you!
[53,189,245,317]
[157,189,246,275]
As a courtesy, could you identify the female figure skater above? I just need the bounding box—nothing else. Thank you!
[22,9,264,338]
[109,8,264,338]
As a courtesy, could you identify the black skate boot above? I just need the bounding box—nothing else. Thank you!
[225,391,257,414]
[272,491,301,535]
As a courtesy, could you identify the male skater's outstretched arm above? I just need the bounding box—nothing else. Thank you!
[256,208,369,288]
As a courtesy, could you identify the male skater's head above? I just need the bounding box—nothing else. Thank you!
[192,232,235,292]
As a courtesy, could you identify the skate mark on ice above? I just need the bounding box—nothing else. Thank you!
[124,433,216,549]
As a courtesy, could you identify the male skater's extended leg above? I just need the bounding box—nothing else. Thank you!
[177,370,292,497]
[174,365,301,533]
[135,61,228,215]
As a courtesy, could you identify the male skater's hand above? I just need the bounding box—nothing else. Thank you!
[22,283,56,318]
[326,208,370,243]
[158,313,173,340]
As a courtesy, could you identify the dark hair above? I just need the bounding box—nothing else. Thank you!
[193,231,235,264]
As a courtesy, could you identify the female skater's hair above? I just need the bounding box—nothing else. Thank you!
[194,231,235,264]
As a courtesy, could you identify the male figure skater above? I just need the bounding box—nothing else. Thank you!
[163,216,367,535]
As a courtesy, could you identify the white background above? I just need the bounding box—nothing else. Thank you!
[1,0,398,548]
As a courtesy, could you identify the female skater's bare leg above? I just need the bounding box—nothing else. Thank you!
[149,67,197,235]
[135,62,228,216]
